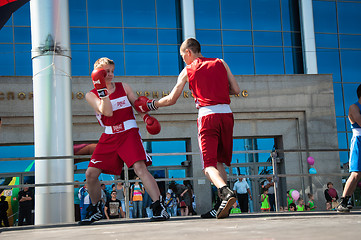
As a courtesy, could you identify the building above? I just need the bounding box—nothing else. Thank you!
[0,0,359,216]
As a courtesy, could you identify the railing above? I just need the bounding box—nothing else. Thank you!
[0,148,353,221]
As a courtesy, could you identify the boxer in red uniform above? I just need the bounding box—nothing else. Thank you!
[79,57,168,225]
[134,38,241,219]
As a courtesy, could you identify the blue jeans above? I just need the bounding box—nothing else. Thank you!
[132,201,143,218]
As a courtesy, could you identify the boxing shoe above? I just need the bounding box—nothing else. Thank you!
[150,195,170,221]
[78,200,103,225]
[216,186,236,219]
[200,198,221,219]
[336,196,351,213]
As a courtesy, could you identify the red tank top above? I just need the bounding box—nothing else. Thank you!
[91,82,135,127]
[186,58,230,108]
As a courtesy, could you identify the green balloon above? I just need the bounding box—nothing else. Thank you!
[289,189,295,198]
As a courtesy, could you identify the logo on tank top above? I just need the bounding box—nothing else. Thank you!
[90,159,102,164]
[117,100,126,108]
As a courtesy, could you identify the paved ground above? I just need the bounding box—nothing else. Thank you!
[1,211,360,240]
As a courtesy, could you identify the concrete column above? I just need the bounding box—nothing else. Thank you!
[299,0,318,74]
[30,0,74,224]
[180,0,196,40]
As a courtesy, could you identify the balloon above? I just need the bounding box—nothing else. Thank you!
[291,190,300,201]
[309,168,317,174]
[289,189,295,197]
[307,156,315,165]
[328,188,337,198]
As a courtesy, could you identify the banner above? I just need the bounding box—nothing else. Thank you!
[0,0,29,30]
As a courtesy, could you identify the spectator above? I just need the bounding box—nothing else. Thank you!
[115,181,126,214]
[130,177,144,218]
[101,184,109,203]
[165,192,176,217]
[324,182,338,210]
[286,191,294,209]
[143,189,153,218]
[78,182,91,220]
[183,180,196,215]
[296,198,305,211]
[260,188,270,212]
[230,201,241,214]
[167,188,178,217]
[307,193,316,211]
[233,176,252,213]
[17,186,34,225]
[0,196,9,227]
[104,191,124,219]
[262,177,275,211]
[289,203,296,211]
[169,182,191,216]
[74,181,81,222]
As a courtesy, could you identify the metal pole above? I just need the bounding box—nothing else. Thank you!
[30,0,74,224]
[180,0,196,40]
[299,0,318,74]
[124,164,130,219]
[271,151,279,212]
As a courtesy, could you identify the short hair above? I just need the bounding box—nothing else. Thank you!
[111,190,117,194]
[94,57,115,69]
[327,182,333,187]
[180,38,201,54]
[357,84,361,99]
[0,196,5,201]
[307,193,313,198]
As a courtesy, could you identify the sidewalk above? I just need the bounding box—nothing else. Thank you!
[1,211,360,240]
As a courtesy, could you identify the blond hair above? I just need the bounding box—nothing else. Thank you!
[93,57,115,69]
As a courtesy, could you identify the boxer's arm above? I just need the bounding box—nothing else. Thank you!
[221,59,240,95]
[155,68,188,108]
[349,104,361,127]
[85,91,113,116]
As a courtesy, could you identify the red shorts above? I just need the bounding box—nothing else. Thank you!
[197,113,234,169]
[88,128,151,175]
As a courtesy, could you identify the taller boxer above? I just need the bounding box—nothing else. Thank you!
[135,38,241,219]
[79,57,168,225]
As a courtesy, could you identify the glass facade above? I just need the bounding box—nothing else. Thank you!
[194,0,303,75]
[0,0,182,76]
[313,0,361,164]
[0,0,359,166]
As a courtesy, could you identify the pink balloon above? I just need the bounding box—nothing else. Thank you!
[291,190,300,201]
[307,156,315,165]
[328,188,337,198]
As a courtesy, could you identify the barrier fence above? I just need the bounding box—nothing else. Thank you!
[0,148,355,223]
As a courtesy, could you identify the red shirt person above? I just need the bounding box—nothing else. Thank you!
[134,38,240,219]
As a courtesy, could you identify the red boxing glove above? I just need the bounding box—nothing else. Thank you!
[134,96,158,113]
[143,114,161,135]
[91,68,108,98]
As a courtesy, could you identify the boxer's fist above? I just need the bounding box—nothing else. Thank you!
[143,114,161,135]
[91,68,108,98]
[134,96,158,113]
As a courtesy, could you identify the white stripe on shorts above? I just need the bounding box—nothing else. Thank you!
[352,128,361,136]
[198,104,232,118]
